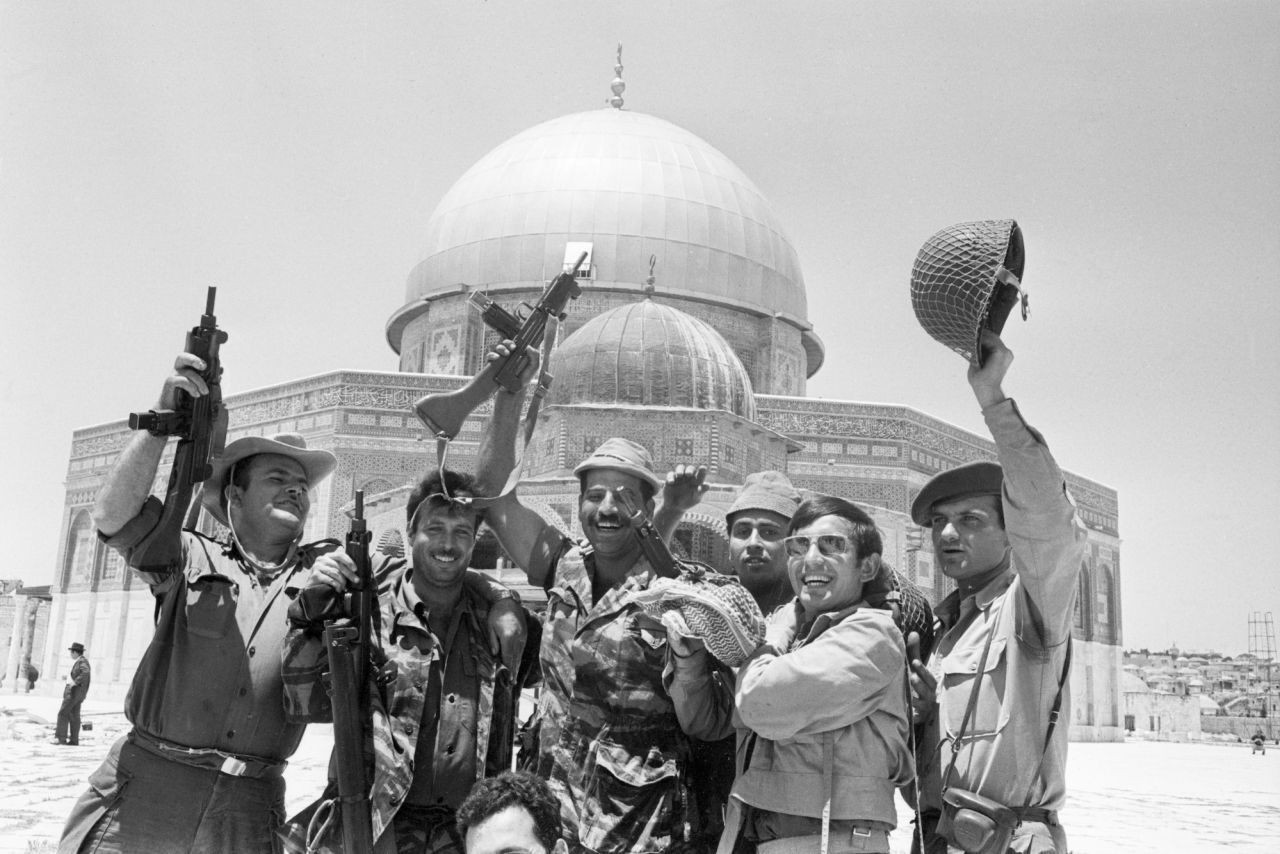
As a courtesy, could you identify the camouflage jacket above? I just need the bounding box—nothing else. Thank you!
[280,555,525,854]
[529,544,734,854]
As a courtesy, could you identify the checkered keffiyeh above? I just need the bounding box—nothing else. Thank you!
[910,219,1026,366]
[632,564,767,667]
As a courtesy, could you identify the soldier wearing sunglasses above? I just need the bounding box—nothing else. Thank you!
[722,494,913,854]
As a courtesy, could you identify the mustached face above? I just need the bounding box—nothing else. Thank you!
[728,510,790,597]
[578,469,651,557]
[409,502,478,591]
[787,515,877,618]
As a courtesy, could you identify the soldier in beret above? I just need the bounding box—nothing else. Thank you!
[911,330,1086,854]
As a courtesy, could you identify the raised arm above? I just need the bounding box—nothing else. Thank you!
[653,464,708,546]
[93,353,210,536]
[970,330,1086,648]
[475,344,561,587]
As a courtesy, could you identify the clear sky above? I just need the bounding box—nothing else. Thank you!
[2,2,1277,654]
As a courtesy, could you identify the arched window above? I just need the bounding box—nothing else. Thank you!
[1074,562,1093,640]
[1096,565,1115,643]
[61,510,97,591]
[98,547,125,585]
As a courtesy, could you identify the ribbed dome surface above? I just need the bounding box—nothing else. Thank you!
[549,300,756,420]
[406,108,807,323]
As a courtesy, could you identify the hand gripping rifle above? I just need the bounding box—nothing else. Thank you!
[127,287,228,533]
[613,485,683,579]
[413,251,588,440]
[322,491,381,853]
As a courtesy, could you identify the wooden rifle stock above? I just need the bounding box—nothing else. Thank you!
[414,251,588,438]
[324,491,377,852]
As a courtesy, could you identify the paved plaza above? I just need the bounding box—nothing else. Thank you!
[3,693,1277,853]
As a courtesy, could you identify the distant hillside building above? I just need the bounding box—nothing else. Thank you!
[43,89,1123,739]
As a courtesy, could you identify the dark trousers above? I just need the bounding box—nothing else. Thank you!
[55,695,83,745]
[59,734,286,854]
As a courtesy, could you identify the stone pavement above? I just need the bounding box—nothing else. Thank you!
[0,692,330,853]
[2,691,1278,852]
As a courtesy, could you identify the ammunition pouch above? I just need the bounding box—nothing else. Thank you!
[938,788,1017,854]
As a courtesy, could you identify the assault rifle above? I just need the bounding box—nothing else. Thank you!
[322,491,379,853]
[413,251,588,439]
[613,485,682,579]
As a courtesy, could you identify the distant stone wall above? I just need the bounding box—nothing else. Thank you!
[1124,690,1201,741]
[1201,715,1279,741]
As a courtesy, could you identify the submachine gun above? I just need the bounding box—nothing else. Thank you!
[127,287,228,536]
[413,251,588,440]
[322,490,382,854]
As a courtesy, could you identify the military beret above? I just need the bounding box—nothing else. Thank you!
[911,460,1004,526]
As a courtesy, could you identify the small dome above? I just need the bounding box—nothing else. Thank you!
[549,300,756,420]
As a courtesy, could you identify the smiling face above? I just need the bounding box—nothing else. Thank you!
[728,510,791,602]
[929,493,1010,584]
[226,453,311,542]
[578,469,650,558]
[409,499,479,593]
[787,514,878,618]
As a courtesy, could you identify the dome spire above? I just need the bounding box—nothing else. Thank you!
[643,253,657,298]
[608,43,626,109]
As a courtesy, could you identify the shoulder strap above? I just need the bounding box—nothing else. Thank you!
[1020,637,1072,809]
[939,617,997,792]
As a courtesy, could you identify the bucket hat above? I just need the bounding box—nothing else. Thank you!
[202,433,337,526]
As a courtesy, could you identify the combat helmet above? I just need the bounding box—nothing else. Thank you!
[910,219,1028,366]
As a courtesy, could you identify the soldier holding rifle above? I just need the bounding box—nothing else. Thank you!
[281,463,537,854]
[59,313,522,854]
[59,343,344,853]
[476,355,733,854]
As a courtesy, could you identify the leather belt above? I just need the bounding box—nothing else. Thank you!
[1013,806,1059,826]
[130,729,287,779]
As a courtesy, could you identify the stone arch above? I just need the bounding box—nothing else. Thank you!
[61,509,97,592]
[360,477,396,499]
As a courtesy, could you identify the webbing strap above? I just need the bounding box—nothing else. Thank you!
[434,317,561,509]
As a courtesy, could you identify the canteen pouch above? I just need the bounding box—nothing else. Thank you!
[939,788,1017,854]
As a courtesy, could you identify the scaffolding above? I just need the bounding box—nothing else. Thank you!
[1248,611,1276,738]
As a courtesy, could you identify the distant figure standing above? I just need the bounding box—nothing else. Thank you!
[1251,730,1266,755]
[55,643,91,746]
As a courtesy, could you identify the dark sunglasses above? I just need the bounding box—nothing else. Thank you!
[783,534,851,558]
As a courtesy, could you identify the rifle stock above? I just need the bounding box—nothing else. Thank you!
[414,251,588,438]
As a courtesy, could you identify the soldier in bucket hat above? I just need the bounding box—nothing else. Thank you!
[58,349,353,854]
[476,374,732,853]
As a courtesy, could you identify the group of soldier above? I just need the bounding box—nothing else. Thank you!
[55,323,1084,854]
